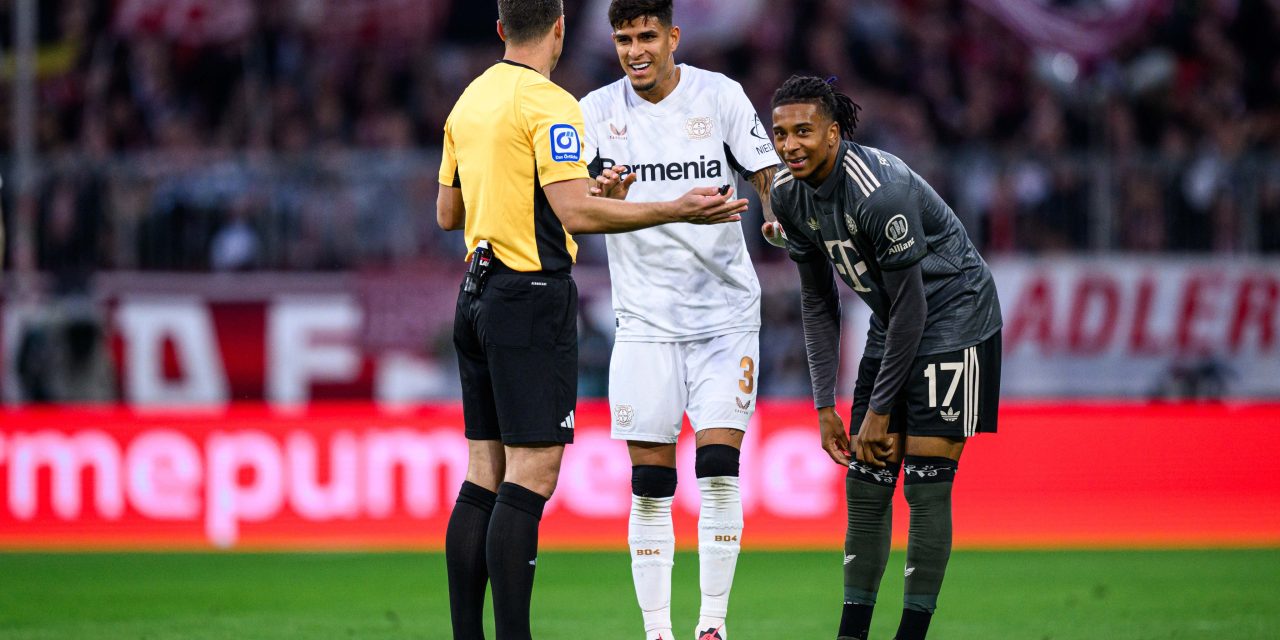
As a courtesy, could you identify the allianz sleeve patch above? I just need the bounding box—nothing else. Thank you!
[549,124,581,162]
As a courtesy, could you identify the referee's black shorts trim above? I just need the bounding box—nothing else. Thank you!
[453,272,577,445]
[851,330,1001,438]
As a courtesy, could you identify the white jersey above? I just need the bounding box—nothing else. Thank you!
[580,65,778,342]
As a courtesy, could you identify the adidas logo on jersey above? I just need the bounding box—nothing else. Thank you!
[844,554,856,566]
[940,407,960,423]
[598,156,723,183]
[560,411,575,430]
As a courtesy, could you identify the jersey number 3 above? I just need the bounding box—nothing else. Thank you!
[738,356,755,394]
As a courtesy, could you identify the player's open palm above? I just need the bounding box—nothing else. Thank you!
[676,186,749,225]
[590,165,636,200]
[817,407,851,467]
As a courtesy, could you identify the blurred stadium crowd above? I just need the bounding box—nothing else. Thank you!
[1,0,1278,403]
[6,0,1280,278]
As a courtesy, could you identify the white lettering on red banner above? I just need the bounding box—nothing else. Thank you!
[1,403,1278,549]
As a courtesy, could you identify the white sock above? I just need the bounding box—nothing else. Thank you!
[629,493,675,639]
[697,475,742,633]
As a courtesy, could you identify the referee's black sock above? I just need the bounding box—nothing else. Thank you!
[895,456,958,640]
[487,482,547,640]
[446,481,496,640]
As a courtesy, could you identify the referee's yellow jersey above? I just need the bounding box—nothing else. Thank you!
[439,60,590,273]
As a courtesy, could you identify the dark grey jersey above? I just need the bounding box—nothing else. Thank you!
[772,141,1002,358]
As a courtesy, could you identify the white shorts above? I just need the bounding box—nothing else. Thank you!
[609,331,759,443]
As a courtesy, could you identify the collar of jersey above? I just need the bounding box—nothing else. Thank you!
[625,63,691,116]
[498,59,537,73]
[814,144,850,200]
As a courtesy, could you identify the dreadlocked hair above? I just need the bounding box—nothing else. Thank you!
[771,74,862,140]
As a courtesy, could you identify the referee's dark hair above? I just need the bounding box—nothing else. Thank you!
[771,75,862,141]
[498,0,564,44]
[608,0,674,28]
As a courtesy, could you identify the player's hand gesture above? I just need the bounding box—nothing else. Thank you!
[853,410,895,468]
[674,185,748,225]
[817,406,851,467]
[590,165,636,200]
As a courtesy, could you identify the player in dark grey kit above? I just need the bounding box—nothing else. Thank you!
[765,75,1002,640]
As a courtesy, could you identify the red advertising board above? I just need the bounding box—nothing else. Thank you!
[1,402,1277,550]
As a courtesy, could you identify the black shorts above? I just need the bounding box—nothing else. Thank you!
[453,271,577,445]
[851,330,1001,439]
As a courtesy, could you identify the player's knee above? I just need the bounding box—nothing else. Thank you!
[902,456,958,504]
[846,459,901,488]
[631,464,678,498]
[694,444,740,478]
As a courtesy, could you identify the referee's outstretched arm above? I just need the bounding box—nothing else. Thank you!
[544,179,748,234]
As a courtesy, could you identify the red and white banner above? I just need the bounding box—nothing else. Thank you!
[835,257,1280,398]
[991,258,1280,398]
[1,401,1278,550]
[1,258,1277,403]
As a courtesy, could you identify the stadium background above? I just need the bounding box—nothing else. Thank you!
[0,0,1277,637]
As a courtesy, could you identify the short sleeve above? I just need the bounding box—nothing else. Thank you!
[772,185,823,263]
[523,81,591,187]
[438,118,460,187]
[718,80,778,177]
[861,182,927,270]
[579,96,602,177]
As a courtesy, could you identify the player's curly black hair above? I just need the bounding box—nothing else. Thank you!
[771,75,862,140]
[608,0,674,29]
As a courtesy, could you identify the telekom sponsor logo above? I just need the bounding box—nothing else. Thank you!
[0,410,839,548]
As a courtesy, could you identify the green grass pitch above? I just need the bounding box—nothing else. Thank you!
[0,549,1277,639]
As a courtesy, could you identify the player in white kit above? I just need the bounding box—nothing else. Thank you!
[580,2,781,639]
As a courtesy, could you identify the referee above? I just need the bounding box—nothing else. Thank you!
[436,2,748,639]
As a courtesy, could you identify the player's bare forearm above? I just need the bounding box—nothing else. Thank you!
[546,178,747,234]
[749,166,778,223]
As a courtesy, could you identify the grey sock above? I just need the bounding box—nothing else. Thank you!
[842,461,899,608]
[901,456,957,615]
